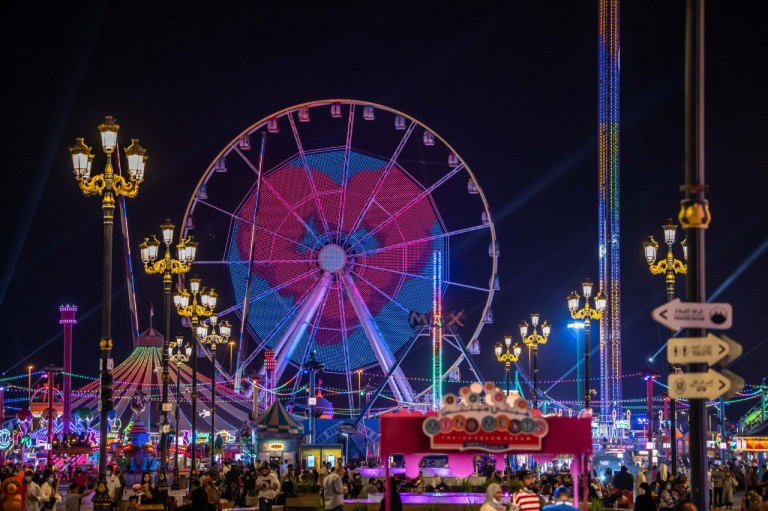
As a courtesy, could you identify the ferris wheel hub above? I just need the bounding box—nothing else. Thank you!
[318,243,347,273]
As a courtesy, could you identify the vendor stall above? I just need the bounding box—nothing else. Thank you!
[733,421,767,474]
[250,400,304,468]
[380,382,593,510]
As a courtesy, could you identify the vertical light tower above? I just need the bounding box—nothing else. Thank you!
[432,250,443,410]
[59,305,77,434]
[264,350,277,408]
[598,0,622,425]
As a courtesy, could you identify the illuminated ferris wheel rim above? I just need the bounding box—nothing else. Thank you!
[181,99,498,391]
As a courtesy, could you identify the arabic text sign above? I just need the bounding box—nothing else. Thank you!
[667,334,742,366]
[652,299,732,331]
[667,369,743,400]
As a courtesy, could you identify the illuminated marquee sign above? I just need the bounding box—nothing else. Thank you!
[422,382,549,452]
[261,442,285,451]
[0,429,11,449]
[614,420,630,429]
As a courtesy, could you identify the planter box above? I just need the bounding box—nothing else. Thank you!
[285,494,321,510]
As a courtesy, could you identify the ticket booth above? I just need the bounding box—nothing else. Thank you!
[250,400,304,469]
[256,439,298,467]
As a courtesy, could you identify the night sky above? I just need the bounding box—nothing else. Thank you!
[1,1,766,423]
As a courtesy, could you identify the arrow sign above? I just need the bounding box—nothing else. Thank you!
[667,334,743,366]
[668,369,745,400]
[652,298,733,331]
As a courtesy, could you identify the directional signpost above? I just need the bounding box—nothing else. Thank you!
[667,334,742,366]
[652,299,733,331]
[653,302,745,401]
[668,369,745,401]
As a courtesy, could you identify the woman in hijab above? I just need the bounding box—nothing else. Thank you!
[480,483,505,511]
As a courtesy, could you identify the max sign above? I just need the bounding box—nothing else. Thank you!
[422,382,549,452]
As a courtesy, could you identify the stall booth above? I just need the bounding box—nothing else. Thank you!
[301,444,343,470]
[733,421,768,477]
[380,383,593,510]
[250,400,304,468]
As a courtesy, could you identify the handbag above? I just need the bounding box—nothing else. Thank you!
[43,499,56,510]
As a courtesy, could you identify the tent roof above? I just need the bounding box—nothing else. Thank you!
[137,326,164,347]
[71,344,251,433]
[251,400,304,435]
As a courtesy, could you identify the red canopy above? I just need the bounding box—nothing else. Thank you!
[380,411,593,507]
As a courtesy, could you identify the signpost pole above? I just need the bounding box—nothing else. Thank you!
[681,2,709,510]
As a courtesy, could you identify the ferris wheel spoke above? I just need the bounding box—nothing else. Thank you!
[346,268,410,313]
[196,198,316,254]
[192,259,315,265]
[196,198,250,224]
[215,267,321,317]
[336,104,356,244]
[287,283,332,393]
[339,272,415,403]
[241,282,318,370]
[234,144,325,246]
[347,164,465,252]
[287,113,334,241]
[336,285,355,416]
[273,272,334,382]
[342,121,417,245]
[354,261,491,293]
[260,176,325,246]
[356,223,489,257]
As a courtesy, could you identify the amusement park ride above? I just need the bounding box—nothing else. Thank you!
[2,97,754,474]
[181,99,499,418]
[2,1,765,480]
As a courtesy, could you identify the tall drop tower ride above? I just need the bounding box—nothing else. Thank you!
[598,0,622,423]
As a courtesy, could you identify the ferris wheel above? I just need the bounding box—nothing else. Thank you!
[182,100,498,411]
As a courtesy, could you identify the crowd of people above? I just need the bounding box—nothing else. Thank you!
[2,458,766,511]
[0,462,128,511]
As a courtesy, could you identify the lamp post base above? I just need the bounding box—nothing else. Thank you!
[93,483,112,511]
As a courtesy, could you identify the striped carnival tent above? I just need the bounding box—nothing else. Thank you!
[251,400,304,435]
[71,326,252,434]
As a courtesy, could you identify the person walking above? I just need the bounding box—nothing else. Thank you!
[322,464,344,511]
[24,470,42,511]
[512,470,541,511]
[712,465,725,508]
[725,468,738,509]
[105,466,121,511]
[481,483,505,511]
[633,482,656,511]
[65,484,83,511]
[72,468,87,490]
[659,480,676,511]
[613,466,634,493]
[255,464,280,511]
[634,466,648,499]
[39,470,61,511]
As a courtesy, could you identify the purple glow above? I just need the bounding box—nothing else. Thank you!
[353,493,500,505]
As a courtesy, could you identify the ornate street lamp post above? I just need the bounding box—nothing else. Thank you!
[69,116,147,511]
[197,315,232,466]
[494,337,522,396]
[567,279,607,412]
[169,336,192,488]
[520,313,551,410]
[643,219,687,474]
[140,220,196,489]
[174,278,215,481]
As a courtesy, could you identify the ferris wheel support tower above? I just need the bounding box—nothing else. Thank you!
[598,0,622,424]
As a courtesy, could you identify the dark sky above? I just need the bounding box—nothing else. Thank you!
[1,1,766,423]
